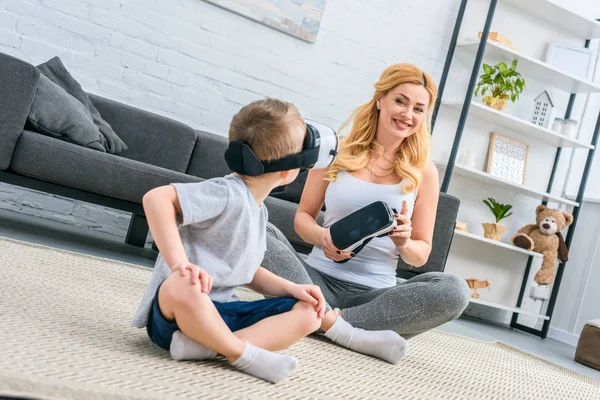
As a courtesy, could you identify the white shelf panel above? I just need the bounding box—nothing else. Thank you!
[435,162,580,207]
[453,230,542,258]
[443,101,594,150]
[501,0,600,39]
[470,298,550,320]
[456,39,600,94]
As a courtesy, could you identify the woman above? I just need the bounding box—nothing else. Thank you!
[264,63,470,339]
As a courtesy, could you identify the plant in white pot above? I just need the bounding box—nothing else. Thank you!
[474,60,525,111]
[482,197,513,240]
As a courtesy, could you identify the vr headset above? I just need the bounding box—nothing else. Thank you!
[224,120,339,176]
[330,201,398,263]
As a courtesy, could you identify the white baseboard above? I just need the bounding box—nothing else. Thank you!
[548,327,580,347]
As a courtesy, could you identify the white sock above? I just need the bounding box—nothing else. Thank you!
[170,330,218,361]
[231,343,299,384]
[324,315,407,364]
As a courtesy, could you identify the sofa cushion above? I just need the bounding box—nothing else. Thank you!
[186,130,232,179]
[25,75,107,152]
[90,95,196,173]
[11,131,200,204]
[36,57,127,154]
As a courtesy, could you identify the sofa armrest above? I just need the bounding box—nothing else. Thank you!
[264,195,324,254]
[397,193,460,277]
[88,94,197,173]
[0,53,40,170]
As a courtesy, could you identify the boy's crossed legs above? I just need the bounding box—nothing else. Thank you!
[149,270,321,383]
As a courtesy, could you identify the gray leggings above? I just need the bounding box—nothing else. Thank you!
[264,224,471,339]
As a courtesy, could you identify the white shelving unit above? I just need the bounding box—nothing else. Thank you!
[443,101,594,149]
[470,298,550,320]
[456,39,600,94]
[453,230,543,258]
[501,0,600,39]
[434,0,600,335]
[435,161,580,207]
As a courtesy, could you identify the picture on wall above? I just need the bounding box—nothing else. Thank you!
[544,42,595,80]
[486,132,529,185]
[202,0,326,43]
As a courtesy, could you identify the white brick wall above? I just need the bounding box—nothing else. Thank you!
[0,0,459,133]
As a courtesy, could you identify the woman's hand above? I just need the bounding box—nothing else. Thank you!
[388,201,412,249]
[320,228,353,262]
[287,284,326,318]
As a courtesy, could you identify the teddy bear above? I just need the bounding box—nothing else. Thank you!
[512,205,573,285]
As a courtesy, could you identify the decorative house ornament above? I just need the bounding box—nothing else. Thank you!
[531,90,554,129]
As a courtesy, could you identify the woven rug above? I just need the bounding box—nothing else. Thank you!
[1,237,599,400]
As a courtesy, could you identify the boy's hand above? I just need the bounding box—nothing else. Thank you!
[388,200,412,249]
[287,284,326,318]
[172,262,213,294]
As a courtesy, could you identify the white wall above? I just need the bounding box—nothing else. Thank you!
[0,0,599,337]
[550,199,600,346]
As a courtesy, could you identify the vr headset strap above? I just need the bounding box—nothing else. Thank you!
[225,140,320,176]
[262,147,319,173]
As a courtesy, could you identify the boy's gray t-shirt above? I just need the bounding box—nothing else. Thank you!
[131,174,268,328]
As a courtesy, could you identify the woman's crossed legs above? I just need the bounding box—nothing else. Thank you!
[263,224,471,339]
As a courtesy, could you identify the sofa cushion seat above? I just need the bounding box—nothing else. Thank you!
[11,131,201,204]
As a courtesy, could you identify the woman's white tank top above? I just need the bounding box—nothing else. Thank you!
[306,171,417,288]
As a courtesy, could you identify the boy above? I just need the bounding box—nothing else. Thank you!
[131,98,325,384]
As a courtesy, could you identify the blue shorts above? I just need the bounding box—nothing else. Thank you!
[146,285,299,351]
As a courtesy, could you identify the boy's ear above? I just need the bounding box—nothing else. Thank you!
[279,169,291,182]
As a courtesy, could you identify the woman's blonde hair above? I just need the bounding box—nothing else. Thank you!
[325,63,437,193]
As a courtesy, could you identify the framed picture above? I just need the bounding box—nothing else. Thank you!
[202,0,326,44]
[545,42,595,80]
[486,132,529,185]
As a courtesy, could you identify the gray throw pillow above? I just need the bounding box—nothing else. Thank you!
[35,57,128,154]
[26,74,107,152]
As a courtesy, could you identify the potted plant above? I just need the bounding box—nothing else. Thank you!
[482,197,512,240]
[474,60,525,111]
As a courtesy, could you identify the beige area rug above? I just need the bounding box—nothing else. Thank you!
[1,237,599,400]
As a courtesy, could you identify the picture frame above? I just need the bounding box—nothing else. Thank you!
[544,42,595,80]
[486,132,529,185]
[201,0,326,44]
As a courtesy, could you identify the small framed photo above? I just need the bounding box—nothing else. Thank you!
[486,132,529,185]
[545,42,595,80]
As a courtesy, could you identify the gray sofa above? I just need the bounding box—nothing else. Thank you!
[0,52,459,278]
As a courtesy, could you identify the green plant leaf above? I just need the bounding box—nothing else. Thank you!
[483,198,493,211]
[511,59,518,70]
[483,197,513,222]
[483,64,494,75]
[498,62,508,72]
